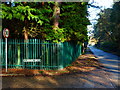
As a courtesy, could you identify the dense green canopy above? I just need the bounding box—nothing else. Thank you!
[2,2,90,43]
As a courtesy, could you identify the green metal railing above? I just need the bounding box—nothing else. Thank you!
[0,39,81,70]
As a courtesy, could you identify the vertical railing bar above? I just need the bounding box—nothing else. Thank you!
[56,43,58,69]
[55,43,57,68]
[45,41,46,70]
[34,39,36,69]
[29,39,30,59]
[10,39,11,68]
[31,39,32,69]
[52,43,53,69]
[13,39,14,68]
[50,44,52,70]
[2,39,3,67]
[41,39,43,69]
[15,39,18,68]
[43,40,45,70]
[1,39,2,67]
[9,39,11,68]
[57,44,59,69]
[28,39,30,69]
[11,39,12,68]
[20,39,22,68]
[52,43,55,69]
[38,39,40,69]
[38,39,39,69]
[37,39,39,69]
[40,39,41,69]
[42,40,44,69]
[57,44,58,69]
[23,39,24,68]
[42,40,43,69]
[48,42,50,70]
[24,39,25,69]
[15,39,17,68]
[35,39,37,69]
[46,42,48,70]
[53,43,55,68]
[27,39,29,69]
[39,39,41,69]
[48,42,49,70]
[32,39,33,69]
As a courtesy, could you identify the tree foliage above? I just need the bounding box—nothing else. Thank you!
[94,1,120,49]
[94,8,113,42]
[60,2,90,43]
[2,2,90,43]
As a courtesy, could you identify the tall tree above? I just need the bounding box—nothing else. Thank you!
[60,2,90,43]
[110,1,120,49]
[94,1,120,50]
[2,2,90,43]
[94,8,113,43]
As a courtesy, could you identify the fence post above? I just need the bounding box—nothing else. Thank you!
[0,39,2,68]
[17,42,21,68]
[80,44,82,55]
[59,43,63,69]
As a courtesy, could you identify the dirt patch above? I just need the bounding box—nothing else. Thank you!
[2,48,102,76]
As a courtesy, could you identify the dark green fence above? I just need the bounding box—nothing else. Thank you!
[0,39,81,70]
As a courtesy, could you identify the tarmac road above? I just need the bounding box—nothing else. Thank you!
[89,46,120,88]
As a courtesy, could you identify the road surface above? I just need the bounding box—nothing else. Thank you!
[89,46,120,88]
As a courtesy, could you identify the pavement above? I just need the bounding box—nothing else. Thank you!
[1,46,120,89]
[89,46,120,88]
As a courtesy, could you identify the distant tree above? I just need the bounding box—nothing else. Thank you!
[110,1,120,49]
[94,1,120,50]
[94,8,113,43]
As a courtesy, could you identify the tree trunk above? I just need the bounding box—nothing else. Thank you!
[53,2,60,30]
[42,2,44,6]
[23,20,29,59]
[23,20,28,40]
[24,27,28,40]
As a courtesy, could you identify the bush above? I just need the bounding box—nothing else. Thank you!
[100,42,117,51]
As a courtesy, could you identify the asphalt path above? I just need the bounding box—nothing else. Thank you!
[89,46,120,88]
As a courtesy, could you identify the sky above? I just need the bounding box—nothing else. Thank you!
[87,0,114,36]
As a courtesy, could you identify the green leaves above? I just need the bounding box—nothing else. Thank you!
[37,20,43,25]
[60,2,90,42]
[2,4,42,22]
[94,2,120,50]
[2,2,89,43]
